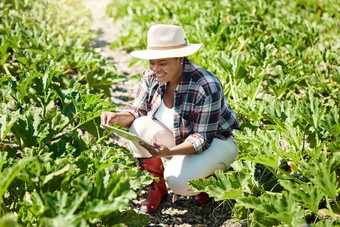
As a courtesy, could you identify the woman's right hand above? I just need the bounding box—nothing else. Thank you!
[100,111,135,129]
[100,112,120,129]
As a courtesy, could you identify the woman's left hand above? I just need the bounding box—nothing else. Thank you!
[139,142,171,158]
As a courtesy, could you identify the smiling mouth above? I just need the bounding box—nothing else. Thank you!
[156,73,166,78]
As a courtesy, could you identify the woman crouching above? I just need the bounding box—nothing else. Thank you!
[101,24,239,212]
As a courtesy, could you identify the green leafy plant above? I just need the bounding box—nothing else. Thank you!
[0,0,153,226]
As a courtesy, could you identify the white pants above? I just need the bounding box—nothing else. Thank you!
[129,116,239,196]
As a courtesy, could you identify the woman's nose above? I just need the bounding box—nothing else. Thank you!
[152,64,160,73]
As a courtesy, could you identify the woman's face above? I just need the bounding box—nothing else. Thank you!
[149,58,183,84]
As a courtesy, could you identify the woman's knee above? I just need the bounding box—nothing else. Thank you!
[165,175,197,196]
[130,116,175,147]
[129,116,152,135]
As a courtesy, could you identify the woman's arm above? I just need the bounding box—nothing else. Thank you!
[169,141,196,155]
[101,71,156,129]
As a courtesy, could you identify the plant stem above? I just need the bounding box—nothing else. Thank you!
[267,167,304,184]
[3,64,12,76]
[236,37,251,55]
[325,196,337,220]
[250,73,264,107]
[229,72,238,106]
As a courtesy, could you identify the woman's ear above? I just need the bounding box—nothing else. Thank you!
[178,57,185,64]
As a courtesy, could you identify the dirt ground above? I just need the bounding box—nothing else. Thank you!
[85,1,245,226]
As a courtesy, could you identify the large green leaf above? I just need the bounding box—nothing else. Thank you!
[320,105,340,141]
[301,90,327,131]
[60,85,116,139]
[237,191,306,225]
[312,163,339,200]
[0,109,19,142]
[0,153,33,204]
[189,170,251,200]
[0,213,20,227]
[11,106,49,148]
[39,216,74,227]
[251,210,280,227]
[101,210,149,227]
[43,191,88,218]
[42,163,75,192]
[241,154,279,169]
[279,180,323,214]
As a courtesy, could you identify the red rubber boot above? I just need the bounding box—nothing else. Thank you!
[194,192,212,204]
[137,158,167,212]
[194,174,215,204]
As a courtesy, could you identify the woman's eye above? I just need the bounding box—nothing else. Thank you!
[160,64,166,66]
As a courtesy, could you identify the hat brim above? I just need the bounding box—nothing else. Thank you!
[130,43,203,60]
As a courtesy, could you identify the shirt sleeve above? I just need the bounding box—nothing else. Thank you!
[122,73,150,118]
[185,89,222,154]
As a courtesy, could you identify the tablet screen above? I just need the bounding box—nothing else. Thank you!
[101,124,154,147]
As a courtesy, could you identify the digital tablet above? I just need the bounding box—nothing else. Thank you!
[101,124,154,147]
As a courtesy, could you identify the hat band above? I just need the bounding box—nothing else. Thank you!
[147,42,187,50]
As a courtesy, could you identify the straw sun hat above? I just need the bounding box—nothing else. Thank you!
[130,24,203,60]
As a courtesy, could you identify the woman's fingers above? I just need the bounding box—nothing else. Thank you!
[100,112,118,129]
[139,141,169,158]
[140,142,155,151]
[100,112,108,129]
[152,142,161,148]
[139,142,157,157]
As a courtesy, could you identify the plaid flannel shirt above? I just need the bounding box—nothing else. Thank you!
[123,58,239,154]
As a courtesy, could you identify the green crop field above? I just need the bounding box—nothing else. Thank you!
[1,0,339,226]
